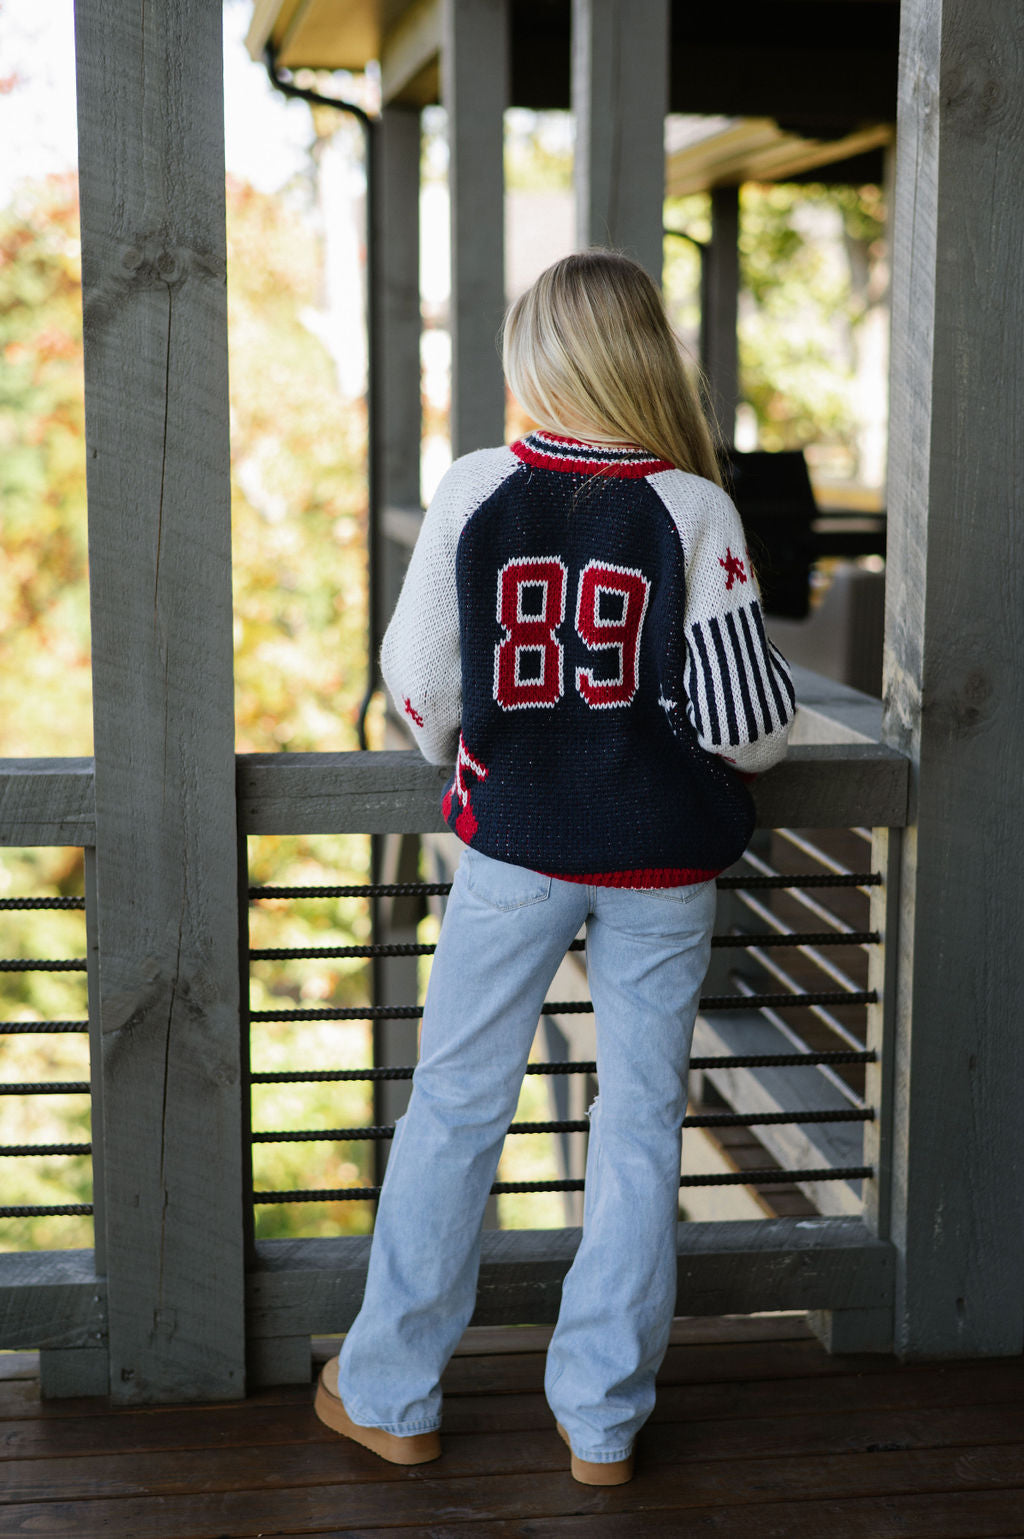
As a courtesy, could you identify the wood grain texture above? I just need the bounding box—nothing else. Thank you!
[246,1220,891,1350]
[884,0,1024,1356]
[0,700,907,847]
[442,0,508,455]
[5,1324,1023,1538]
[572,0,669,278]
[0,1251,106,1352]
[74,0,244,1400]
[237,743,909,834]
[0,760,94,847]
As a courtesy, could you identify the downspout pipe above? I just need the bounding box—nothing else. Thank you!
[263,46,381,751]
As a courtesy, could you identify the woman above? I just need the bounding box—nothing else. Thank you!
[315,250,795,1484]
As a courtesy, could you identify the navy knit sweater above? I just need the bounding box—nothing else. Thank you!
[381,432,795,887]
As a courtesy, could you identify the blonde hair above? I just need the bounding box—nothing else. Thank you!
[503,250,722,487]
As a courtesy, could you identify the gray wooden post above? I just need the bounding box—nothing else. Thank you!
[374,105,423,524]
[370,104,424,1170]
[883,0,1024,1357]
[572,0,669,280]
[374,102,423,647]
[74,0,245,1401]
[442,0,508,456]
[809,825,901,1354]
[702,185,740,445]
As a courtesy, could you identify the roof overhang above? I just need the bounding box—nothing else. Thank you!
[247,0,895,182]
[666,117,893,195]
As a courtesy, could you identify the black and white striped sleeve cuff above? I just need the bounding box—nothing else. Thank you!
[684,599,796,772]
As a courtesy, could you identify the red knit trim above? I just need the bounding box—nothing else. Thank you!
[511,435,673,479]
[539,866,720,889]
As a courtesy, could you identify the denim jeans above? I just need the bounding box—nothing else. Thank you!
[335,845,717,1463]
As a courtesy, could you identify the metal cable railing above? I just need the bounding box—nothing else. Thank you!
[1,882,92,1224]
[247,840,881,1211]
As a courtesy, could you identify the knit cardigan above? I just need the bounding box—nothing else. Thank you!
[381,431,796,887]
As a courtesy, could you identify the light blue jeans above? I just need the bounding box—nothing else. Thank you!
[335,845,716,1463]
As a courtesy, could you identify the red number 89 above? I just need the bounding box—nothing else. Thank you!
[494,557,649,711]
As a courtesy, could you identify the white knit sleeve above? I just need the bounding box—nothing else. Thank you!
[380,447,520,765]
[648,470,796,774]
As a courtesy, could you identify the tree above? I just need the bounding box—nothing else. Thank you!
[0,171,378,1247]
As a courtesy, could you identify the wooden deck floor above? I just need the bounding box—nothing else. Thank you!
[2,1316,1024,1538]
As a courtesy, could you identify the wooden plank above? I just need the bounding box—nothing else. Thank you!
[0,704,908,847]
[883,0,1024,1356]
[246,1220,891,1343]
[789,662,885,745]
[691,1012,866,1217]
[238,750,450,833]
[6,1402,1024,1501]
[442,0,508,456]
[0,760,95,847]
[0,1252,106,1352]
[4,1447,1024,1538]
[752,743,908,827]
[37,1348,109,1400]
[0,1352,37,1382]
[238,744,908,835]
[1,1356,1020,1463]
[572,0,669,280]
[315,1491,1024,1539]
[74,0,245,1401]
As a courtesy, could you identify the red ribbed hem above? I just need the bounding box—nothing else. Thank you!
[539,866,720,889]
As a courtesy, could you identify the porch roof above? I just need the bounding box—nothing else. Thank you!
[246,0,898,157]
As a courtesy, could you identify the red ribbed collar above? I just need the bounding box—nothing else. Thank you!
[511,431,673,478]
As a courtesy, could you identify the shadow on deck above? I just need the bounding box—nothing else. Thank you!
[2,1316,1023,1537]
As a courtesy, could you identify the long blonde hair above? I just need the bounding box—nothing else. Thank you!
[502,249,722,487]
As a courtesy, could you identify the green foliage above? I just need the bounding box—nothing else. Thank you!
[0,175,90,756]
[226,175,369,754]
[0,170,376,1249]
[738,182,886,471]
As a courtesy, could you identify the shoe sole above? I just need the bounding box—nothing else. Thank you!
[314,1370,441,1465]
[556,1422,635,1485]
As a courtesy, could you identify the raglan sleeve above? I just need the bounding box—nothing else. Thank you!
[379,464,466,766]
[668,479,796,774]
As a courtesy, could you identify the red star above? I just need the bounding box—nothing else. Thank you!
[404,697,424,727]
[719,547,748,591]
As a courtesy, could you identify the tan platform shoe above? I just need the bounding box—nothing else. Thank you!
[557,1421,635,1485]
[314,1357,441,1465]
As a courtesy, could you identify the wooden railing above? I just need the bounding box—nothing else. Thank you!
[0,671,910,1396]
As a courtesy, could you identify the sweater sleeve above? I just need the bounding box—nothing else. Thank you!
[380,447,519,765]
[648,470,796,774]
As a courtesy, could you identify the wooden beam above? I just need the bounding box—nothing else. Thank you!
[74,0,245,1402]
[884,0,1024,1356]
[381,0,441,106]
[247,1219,893,1350]
[703,184,740,442]
[236,743,909,835]
[0,1250,106,1351]
[0,760,94,846]
[788,664,885,746]
[442,0,508,456]
[0,738,909,848]
[572,0,669,280]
